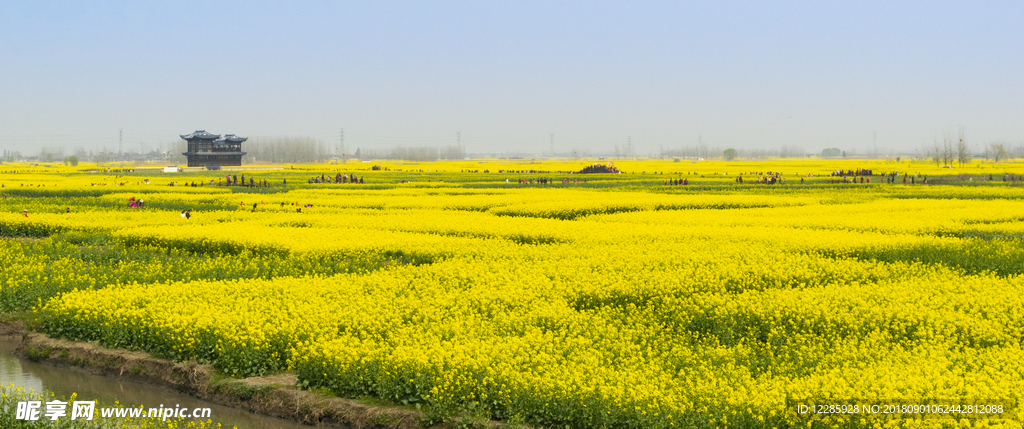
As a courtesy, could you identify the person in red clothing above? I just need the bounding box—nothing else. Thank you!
[22,209,27,217]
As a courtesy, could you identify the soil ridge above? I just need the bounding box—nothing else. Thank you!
[6,323,424,429]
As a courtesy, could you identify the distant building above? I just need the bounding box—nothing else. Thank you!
[181,130,247,167]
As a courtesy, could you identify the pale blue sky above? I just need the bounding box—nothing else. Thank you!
[1,1,1021,155]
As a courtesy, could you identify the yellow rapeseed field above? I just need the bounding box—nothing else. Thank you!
[2,158,1023,428]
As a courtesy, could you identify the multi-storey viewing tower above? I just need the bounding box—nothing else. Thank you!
[181,130,247,167]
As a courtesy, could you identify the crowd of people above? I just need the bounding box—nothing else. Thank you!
[225,174,270,187]
[308,173,363,184]
[498,169,552,174]
[510,177,590,185]
[734,171,785,184]
[166,174,272,187]
[825,171,925,184]
[830,168,874,176]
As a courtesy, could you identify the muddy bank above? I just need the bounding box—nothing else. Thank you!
[0,335,306,429]
[11,329,426,429]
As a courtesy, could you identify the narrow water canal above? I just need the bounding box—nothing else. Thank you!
[0,336,309,428]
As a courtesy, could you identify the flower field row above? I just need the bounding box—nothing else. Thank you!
[2,163,1023,428]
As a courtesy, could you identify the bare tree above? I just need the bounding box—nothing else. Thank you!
[942,131,954,167]
[1010,141,1024,159]
[928,137,941,167]
[956,125,970,168]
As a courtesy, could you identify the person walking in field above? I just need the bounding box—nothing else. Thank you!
[22,209,27,217]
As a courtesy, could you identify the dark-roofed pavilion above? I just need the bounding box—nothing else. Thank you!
[181,130,247,167]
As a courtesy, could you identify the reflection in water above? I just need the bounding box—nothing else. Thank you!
[0,336,307,429]
[0,346,44,394]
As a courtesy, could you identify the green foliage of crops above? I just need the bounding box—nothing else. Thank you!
[3,162,1024,427]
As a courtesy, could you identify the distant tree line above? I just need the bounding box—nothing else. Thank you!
[661,145,715,160]
[665,145,806,160]
[241,137,330,164]
[10,139,465,165]
[354,145,465,161]
[10,133,1024,165]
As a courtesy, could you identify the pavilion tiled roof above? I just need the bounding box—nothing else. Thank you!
[215,134,248,144]
[180,130,221,140]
